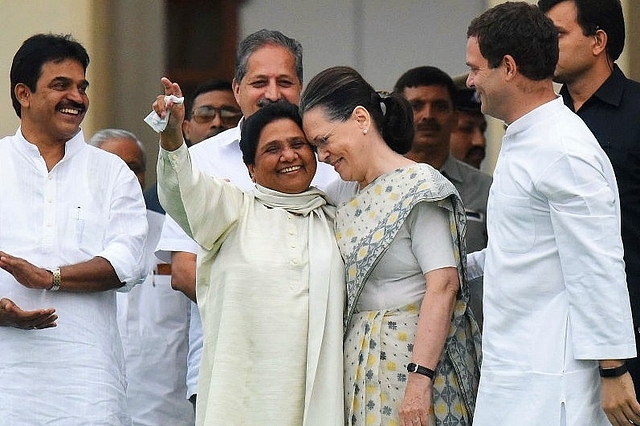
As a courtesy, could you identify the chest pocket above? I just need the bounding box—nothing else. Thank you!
[71,207,107,256]
[489,192,536,254]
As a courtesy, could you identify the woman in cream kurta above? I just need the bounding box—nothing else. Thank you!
[153,81,344,426]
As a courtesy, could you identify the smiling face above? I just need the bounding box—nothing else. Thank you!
[302,106,367,184]
[14,59,89,143]
[247,117,316,194]
[232,45,302,118]
[17,58,89,144]
[466,36,506,121]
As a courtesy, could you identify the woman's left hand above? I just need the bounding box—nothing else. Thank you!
[399,374,432,426]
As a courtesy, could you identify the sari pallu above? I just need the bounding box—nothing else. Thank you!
[335,164,482,425]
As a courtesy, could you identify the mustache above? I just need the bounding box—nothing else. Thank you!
[466,146,486,159]
[57,101,87,113]
[205,127,226,139]
[256,98,292,108]
[415,119,440,132]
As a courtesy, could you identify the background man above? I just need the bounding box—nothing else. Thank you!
[182,79,241,146]
[155,28,336,416]
[465,3,639,425]
[0,34,147,425]
[393,66,491,325]
[539,0,640,396]
[450,74,487,169]
[90,129,194,426]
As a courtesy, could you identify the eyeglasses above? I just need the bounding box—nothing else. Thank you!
[191,105,242,124]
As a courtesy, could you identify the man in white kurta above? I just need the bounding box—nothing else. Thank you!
[472,97,635,424]
[0,34,148,426]
[0,129,147,425]
[465,3,640,425]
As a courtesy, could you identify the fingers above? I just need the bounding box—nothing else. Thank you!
[1,298,57,330]
[160,77,183,98]
[605,403,640,426]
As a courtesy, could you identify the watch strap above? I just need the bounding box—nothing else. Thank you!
[48,267,61,291]
[407,362,435,380]
[599,362,628,378]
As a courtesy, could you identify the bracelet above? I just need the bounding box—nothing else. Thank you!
[48,267,61,291]
[407,362,435,380]
[599,362,628,378]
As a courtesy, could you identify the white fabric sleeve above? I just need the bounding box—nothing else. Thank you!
[540,152,635,359]
[155,214,199,263]
[466,249,486,280]
[97,164,148,292]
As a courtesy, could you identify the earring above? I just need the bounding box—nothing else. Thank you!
[363,128,368,135]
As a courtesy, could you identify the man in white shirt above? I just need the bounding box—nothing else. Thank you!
[465,3,640,425]
[0,34,147,425]
[156,29,336,413]
[90,129,194,426]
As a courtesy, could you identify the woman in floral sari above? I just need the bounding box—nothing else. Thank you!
[300,66,481,426]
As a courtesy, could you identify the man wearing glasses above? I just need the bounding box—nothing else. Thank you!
[182,79,241,146]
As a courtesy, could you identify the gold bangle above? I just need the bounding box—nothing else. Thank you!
[48,267,61,291]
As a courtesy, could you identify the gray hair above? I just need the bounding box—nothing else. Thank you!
[88,128,147,166]
[234,29,303,85]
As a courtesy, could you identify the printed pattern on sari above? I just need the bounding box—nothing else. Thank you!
[345,305,472,426]
[335,165,482,425]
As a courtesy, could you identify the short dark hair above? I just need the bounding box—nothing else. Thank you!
[538,0,625,61]
[186,79,233,119]
[393,66,457,106]
[300,66,414,155]
[467,2,558,81]
[234,29,303,85]
[10,33,90,118]
[240,102,302,166]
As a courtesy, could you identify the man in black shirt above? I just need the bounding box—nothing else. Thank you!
[540,0,640,396]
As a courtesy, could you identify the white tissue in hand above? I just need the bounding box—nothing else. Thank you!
[144,95,185,133]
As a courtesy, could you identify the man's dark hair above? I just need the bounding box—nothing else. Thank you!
[186,79,234,119]
[538,0,625,61]
[393,66,457,106]
[10,33,89,118]
[467,2,558,81]
[240,101,301,166]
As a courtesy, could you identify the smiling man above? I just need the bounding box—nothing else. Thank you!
[465,3,639,425]
[0,34,148,425]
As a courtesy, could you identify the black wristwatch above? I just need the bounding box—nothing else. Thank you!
[599,362,628,378]
[407,362,435,380]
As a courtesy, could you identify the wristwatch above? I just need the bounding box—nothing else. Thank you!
[48,267,61,291]
[599,362,628,378]
[407,362,435,380]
